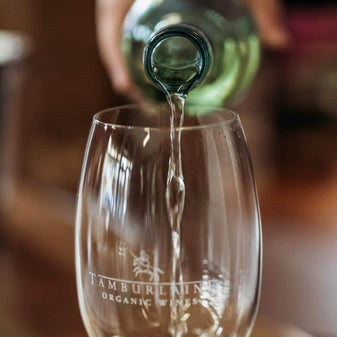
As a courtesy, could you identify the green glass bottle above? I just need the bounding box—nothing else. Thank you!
[122,0,260,108]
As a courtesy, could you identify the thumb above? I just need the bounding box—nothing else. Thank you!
[244,0,292,49]
[96,0,134,93]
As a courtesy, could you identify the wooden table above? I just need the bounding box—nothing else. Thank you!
[0,235,313,337]
[0,181,315,337]
[253,319,314,337]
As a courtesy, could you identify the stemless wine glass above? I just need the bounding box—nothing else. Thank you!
[75,104,261,337]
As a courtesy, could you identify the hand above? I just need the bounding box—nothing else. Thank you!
[96,0,291,96]
[96,0,134,95]
[244,0,291,49]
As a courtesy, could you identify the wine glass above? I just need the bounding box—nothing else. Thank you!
[75,104,261,337]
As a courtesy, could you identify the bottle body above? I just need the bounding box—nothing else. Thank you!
[122,0,260,107]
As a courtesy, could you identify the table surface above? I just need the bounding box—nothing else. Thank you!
[4,176,332,337]
[0,233,314,337]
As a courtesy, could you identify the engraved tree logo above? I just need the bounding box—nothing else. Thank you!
[130,250,164,282]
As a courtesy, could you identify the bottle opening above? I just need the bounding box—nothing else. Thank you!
[143,25,213,96]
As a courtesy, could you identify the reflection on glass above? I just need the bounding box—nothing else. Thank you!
[100,135,133,224]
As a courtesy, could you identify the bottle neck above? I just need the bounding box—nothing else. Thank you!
[143,24,213,97]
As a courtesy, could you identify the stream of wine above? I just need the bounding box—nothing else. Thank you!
[148,33,206,336]
[165,93,186,337]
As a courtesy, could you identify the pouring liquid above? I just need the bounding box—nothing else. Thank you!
[147,32,209,337]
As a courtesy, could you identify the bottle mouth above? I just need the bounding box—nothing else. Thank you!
[143,24,213,96]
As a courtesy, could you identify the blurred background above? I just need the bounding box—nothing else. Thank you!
[0,0,336,336]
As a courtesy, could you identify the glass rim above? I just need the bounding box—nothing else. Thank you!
[93,104,239,131]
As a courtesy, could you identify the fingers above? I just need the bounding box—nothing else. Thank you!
[244,0,292,49]
[96,0,134,94]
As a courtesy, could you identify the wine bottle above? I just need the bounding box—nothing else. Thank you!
[122,0,260,108]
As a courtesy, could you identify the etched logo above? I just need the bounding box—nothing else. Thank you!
[130,250,164,282]
[88,250,226,308]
